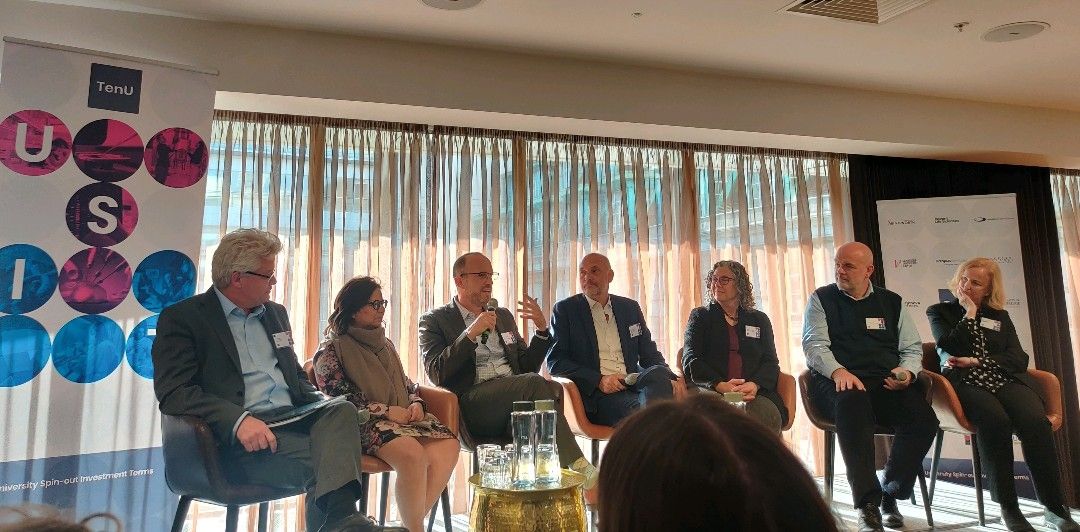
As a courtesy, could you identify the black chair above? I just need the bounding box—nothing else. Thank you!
[797,370,935,527]
[161,414,306,532]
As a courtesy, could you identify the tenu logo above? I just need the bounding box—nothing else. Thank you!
[88,63,142,114]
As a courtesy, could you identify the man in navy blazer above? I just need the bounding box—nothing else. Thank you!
[546,253,683,425]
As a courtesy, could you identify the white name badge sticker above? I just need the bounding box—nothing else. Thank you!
[501,331,517,345]
[865,318,886,330]
[272,331,294,348]
[979,317,1002,332]
[745,325,761,339]
[629,323,642,338]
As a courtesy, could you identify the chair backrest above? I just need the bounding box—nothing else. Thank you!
[797,370,834,432]
[777,371,797,431]
[922,342,940,374]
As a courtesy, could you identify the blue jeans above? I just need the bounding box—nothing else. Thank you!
[588,365,674,426]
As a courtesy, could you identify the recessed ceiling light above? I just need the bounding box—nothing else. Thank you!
[420,0,483,11]
[981,21,1049,43]
[632,12,643,18]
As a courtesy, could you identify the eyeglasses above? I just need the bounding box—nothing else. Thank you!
[713,276,736,286]
[366,299,389,310]
[459,272,499,281]
[243,270,276,282]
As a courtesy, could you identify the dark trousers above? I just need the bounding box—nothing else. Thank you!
[460,373,586,466]
[588,365,674,426]
[954,380,1065,512]
[225,402,366,531]
[809,372,938,507]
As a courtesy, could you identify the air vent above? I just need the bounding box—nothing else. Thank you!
[782,0,933,24]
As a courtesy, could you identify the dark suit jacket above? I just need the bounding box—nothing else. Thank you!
[682,302,788,423]
[925,300,1038,391]
[546,293,669,412]
[152,288,321,444]
[419,300,552,397]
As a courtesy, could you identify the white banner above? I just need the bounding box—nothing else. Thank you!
[0,38,215,528]
[877,193,1035,496]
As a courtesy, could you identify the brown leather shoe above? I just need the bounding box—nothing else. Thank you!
[320,513,408,532]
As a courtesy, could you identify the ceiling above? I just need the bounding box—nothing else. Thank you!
[38,0,1080,111]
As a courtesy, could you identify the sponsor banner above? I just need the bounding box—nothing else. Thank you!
[878,193,1031,493]
[0,38,215,528]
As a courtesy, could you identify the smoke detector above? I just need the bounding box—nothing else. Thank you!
[420,0,483,10]
[981,21,1049,43]
[782,0,933,24]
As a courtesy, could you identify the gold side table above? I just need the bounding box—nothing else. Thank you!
[468,470,586,532]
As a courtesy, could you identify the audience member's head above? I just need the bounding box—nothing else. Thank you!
[598,394,838,532]
[705,260,755,309]
[0,505,122,532]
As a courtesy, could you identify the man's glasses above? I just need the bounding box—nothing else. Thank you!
[244,270,276,282]
[459,272,500,281]
[366,299,389,310]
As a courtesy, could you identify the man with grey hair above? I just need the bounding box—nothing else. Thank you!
[153,229,403,532]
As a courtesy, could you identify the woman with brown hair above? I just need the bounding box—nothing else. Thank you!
[682,260,787,431]
[597,394,839,532]
[313,276,458,532]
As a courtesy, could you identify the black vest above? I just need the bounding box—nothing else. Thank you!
[816,284,902,379]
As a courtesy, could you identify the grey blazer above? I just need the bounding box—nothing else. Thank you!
[151,288,322,444]
[419,300,551,396]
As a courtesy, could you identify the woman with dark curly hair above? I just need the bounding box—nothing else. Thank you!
[312,276,458,532]
[598,394,839,532]
[682,260,787,432]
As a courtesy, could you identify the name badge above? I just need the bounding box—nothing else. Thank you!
[979,317,1002,332]
[629,323,642,338]
[745,325,761,339]
[272,331,294,349]
[865,318,886,330]
[500,331,517,345]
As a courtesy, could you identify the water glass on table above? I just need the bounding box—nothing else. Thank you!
[480,449,511,488]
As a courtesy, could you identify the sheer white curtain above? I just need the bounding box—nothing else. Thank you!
[695,149,851,473]
[522,138,699,358]
[1051,169,1080,396]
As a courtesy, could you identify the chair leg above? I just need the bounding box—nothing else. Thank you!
[257,502,269,532]
[929,429,944,504]
[917,471,933,527]
[170,495,192,532]
[224,505,239,532]
[360,472,371,515]
[441,487,451,530]
[971,434,985,526]
[427,497,438,532]
[591,438,599,465]
[379,471,391,525]
[824,430,835,504]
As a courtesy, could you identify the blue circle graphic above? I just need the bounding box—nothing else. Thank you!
[0,315,51,387]
[132,250,196,312]
[0,244,58,315]
[53,315,124,383]
[125,314,157,379]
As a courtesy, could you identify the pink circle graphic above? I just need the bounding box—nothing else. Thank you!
[0,110,72,176]
[72,119,143,182]
[65,183,139,246]
[144,127,208,188]
[59,248,132,314]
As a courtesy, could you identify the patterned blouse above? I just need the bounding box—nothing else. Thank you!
[960,317,1013,393]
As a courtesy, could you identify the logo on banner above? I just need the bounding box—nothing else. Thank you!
[88,63,142,114]
[973,215,1015,223]
[933,216,960,224]
[887,218,916,226]
[1006,298,1022,308]
[893,258,917,268]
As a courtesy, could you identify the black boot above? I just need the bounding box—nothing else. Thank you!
[857,502,885,532]
[880,492,904,529]
[1000,505,1035,532]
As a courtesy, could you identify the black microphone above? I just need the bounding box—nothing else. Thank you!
[480,298,498,344]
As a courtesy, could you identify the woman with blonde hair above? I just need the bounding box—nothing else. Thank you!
[927,258,1078,532]
[313,276,458,532]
